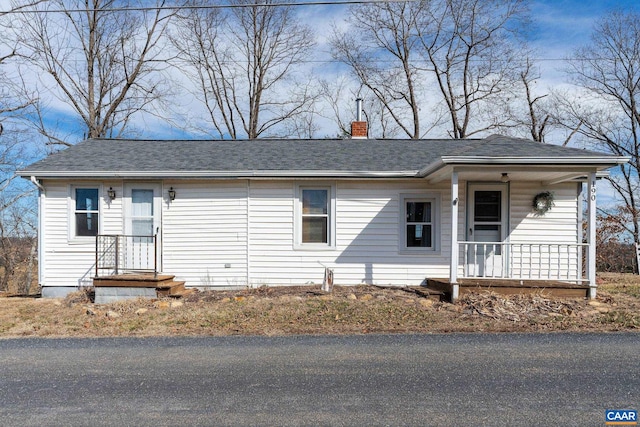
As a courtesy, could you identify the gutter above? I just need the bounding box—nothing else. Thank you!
[19,170,420,179]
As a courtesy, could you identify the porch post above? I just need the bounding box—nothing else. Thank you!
[587,172,597,298]
[450,170,459,301]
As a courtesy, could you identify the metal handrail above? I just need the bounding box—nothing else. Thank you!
[95,234,157,277]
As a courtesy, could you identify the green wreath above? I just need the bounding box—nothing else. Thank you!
[532,191,555,216]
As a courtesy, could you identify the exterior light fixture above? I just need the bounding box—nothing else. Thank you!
[501,173,509,183]
[107,187,116,200]
[168,187,176,201]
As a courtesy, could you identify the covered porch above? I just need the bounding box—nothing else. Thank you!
[420,162,600,300]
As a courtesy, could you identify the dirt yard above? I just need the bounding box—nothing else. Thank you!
[0,273,638,338]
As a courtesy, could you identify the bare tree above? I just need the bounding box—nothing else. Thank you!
[10,0,175,144]
[331,1,424,139]
[0,2,43,293]
[332,0,528,139]
[417,0,528,138]
[171,0,317,139]
[561,10,640,244]
[509,57,551,143]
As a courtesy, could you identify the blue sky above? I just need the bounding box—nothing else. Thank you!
[13,0,640,145]
[7,0,636,209]
[531,0,637,50]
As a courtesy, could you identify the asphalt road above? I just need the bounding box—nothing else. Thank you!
[0,333,637,426]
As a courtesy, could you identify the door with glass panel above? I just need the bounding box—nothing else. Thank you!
[124,184,161,273]
[467,184,508,277]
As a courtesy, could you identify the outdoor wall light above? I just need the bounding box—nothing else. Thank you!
[501,173,510,183]
[107,187,116,200]
[168,187,176,201]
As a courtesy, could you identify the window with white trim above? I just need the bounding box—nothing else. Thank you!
[73,188,100,237]
[400,194,439,252]
[296,185,335,249]
[302,188,329,243]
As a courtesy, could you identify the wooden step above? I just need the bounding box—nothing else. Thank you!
[426,279,454,295]
[168,288,196,298]
[413,287,446,301]
[156,281,187,297]
[94,274,175,287]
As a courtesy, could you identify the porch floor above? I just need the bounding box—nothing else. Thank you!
[426,278,591,301]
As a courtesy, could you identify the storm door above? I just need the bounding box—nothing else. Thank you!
[467,184,508,277]
[123,184,161,273]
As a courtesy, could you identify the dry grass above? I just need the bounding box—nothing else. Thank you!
[1,274,639,338]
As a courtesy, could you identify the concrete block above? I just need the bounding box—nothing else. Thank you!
[95,287,157,304]
[42,287,78,298]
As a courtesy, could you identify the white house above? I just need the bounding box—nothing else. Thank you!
[20,135,628,300]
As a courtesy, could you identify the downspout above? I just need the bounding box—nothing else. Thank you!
[30,177,45,288]
[30,176,45,193]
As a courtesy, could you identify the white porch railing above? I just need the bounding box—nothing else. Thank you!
[460,241,588,283]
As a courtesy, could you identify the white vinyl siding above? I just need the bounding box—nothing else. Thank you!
[162,181,248,288]
[506,182,581,280]
[249,180,452,286]
[42,181,112,288]
[36,177,582,294]
[509,182,580,243]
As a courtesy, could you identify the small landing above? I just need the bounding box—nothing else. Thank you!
[427,278,591,301]
[93,273,192,302]
[93,274,176,287]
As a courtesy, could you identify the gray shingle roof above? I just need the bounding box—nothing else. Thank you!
[20,135,626,179]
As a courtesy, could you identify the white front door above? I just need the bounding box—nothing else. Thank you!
[467,184,508,277]
[123,183,162,272]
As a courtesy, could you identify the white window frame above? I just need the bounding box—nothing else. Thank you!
[68,184,102,242]
[399,193,440,254]
[294,183,336,250]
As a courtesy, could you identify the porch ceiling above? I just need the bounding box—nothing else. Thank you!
[426,165,600,184]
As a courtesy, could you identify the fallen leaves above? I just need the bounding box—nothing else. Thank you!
[459,292,583,322]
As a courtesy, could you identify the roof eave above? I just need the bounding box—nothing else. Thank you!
[416,156,629,178]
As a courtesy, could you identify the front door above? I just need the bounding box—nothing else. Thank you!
[467,184,508,277]
[123,183,162,272]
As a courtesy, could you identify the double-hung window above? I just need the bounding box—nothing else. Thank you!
[74,188,100,237]
[296,185,335,249]
[401,194,439,252]
[302,188,329,243]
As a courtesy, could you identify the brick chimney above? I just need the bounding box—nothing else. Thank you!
[351,98,367,139]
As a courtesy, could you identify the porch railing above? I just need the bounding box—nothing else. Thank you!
[95,234,157,277]
[460,241,588,283]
